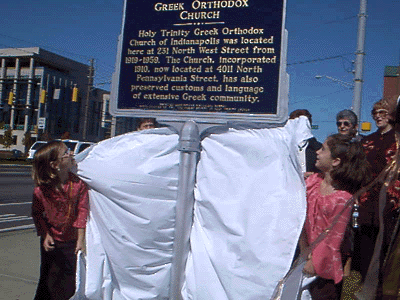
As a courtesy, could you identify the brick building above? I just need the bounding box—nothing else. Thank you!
[383,65,400,104]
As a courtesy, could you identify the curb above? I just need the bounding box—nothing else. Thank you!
[0,224,35,234]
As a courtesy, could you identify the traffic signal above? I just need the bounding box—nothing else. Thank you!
[361,122,371,132]
[72,87,78,102]
[7,91,14,105]
[40,89,46,104]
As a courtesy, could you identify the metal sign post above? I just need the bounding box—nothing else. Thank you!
[169,121,200,300]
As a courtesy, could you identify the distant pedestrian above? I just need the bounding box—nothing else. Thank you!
[137,117,156,131]
[336,109,363,141]
[31,140,89,300]
[289,109,322,174]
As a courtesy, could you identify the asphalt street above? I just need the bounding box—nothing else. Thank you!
[0,165,34,233]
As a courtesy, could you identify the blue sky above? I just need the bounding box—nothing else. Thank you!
[1,0,399,141]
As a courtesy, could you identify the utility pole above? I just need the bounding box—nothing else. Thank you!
[352,0,367,122]
[82,58,94,140]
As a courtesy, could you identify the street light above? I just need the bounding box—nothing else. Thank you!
[315,75,354,90]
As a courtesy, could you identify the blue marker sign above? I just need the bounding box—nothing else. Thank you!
[111,0,288,124]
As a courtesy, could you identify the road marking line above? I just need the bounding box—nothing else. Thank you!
[0,172,31,175]
[0,214,17,217]
[0,224,35,233]
[0,165,31,167]
[0,216,32,223]
[0,202,31,206]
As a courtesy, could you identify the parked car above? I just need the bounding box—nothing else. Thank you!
[0,149,24,160]
[27,140,94,161]
[26,141,47,160]
[61,140,94,156]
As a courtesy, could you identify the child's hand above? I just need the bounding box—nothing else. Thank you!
[304,172,314,180]
[75,228,86,254]
[75,238,85,254]
[43,232,55,252]
[303,259,316,276]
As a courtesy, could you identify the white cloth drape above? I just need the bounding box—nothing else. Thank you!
[183,117,310,299]
[74,128,180,300]
[73,117,311,300]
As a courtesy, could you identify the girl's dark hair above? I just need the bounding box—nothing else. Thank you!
[136,117,157,130]
[32,140,65,187]
[327,134,371,194]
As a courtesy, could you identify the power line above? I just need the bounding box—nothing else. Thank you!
[289,87,351,105]
[322,15,357,24]
[286,13,357,36]
[288,53,354,66]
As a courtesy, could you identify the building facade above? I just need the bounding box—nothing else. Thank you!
[0,47,110,151]
[383,65,400,104]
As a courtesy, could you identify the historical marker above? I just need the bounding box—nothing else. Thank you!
[110,0,288,124]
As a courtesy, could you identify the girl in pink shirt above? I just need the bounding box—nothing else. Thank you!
[31,141,89,300]
[300,134,370,299]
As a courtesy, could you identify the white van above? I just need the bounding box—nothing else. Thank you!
[61,140,94,155]
[27,141,47,160]
[27,140,94,160]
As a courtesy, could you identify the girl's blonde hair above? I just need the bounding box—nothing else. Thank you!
[32,140,65,187]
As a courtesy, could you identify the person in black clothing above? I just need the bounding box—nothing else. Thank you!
[351,99,400,298]
[289,109,322,174]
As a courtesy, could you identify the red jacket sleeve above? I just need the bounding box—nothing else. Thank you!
[72,180,89,229]
[31,189,49,237]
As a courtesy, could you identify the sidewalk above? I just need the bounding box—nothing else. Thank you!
[0,229,40,300]
[0,228,362,300]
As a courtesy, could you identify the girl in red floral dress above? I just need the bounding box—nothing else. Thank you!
[31,141,89,300]
[300,134,370,299]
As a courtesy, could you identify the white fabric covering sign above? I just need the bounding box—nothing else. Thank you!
[73,117,311,300]
[74,128,180,300]
[183,118,310,299]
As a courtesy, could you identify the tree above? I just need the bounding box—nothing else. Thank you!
[39,132,52,141]
[0,128,14,149]
[22,131,34,154]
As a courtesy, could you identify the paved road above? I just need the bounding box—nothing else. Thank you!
[0,165,34,232]
[0,164,32,177]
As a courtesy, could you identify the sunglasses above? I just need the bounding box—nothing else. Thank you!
[60,148,73,159]
[336,121,351,127]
